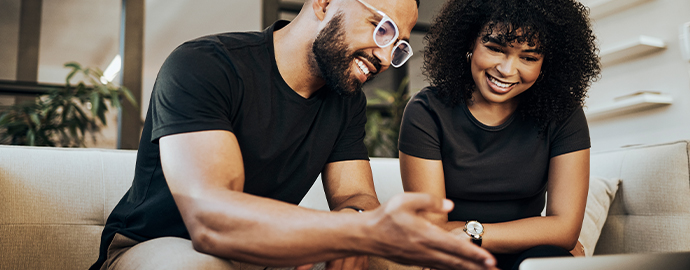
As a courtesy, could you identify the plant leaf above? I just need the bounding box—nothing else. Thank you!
[27,129,35,146]
[374,89,393,99]
[65,69,79,86]
[29,112,41,127]
[90,91,100,115]
[120,86,138,107]
[36,131,54,147]
[0,61,141,147]
[64,62,81,71]
[0,113,10,126]
[97,98,107,125]
[62,103,71,122]
[90,67,104,78]
[69,123,78,140]
[75,83,87,97]
[97,84,109,95]
[396,76,410,94]
[111,91,121,108]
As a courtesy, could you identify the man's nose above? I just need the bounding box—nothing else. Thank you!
[372,45,394,73]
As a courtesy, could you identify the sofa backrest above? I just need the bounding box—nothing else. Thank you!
[590,140,690,255]
[302,142,690,256]
[2,140,688,269]
[0,145,136,270]
[299,157,403,211]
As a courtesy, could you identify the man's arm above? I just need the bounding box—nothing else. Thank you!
[161,130,496,269]
[301,160,379,270]
[322,160,380,212]
[160,130,352,266]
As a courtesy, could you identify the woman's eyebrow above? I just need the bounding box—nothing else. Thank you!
[523,48,543,54]
[486,36,543,54]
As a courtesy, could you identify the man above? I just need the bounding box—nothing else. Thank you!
[91,0,497,269]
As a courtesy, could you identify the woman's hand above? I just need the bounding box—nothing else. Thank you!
[569,240,585,257]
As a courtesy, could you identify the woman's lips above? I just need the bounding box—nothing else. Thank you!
[486,74,517,94]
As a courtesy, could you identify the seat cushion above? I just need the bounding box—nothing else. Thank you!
[591,141,690,254]
[0,145,136,270]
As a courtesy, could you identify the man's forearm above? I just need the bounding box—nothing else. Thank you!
[177,190,496,270]
[176,188,374,267]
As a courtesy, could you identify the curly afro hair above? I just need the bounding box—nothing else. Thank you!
[423,0,600,130]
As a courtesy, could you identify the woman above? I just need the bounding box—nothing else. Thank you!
[398,0,600,269]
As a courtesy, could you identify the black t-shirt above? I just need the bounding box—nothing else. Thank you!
[398,87,590,223]
[91,21,369,269]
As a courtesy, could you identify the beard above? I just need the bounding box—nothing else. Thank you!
[311,12,381,96]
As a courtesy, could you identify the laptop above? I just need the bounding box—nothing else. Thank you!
[519,251,690,270]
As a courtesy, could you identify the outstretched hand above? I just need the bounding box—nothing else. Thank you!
[365,193,497,270]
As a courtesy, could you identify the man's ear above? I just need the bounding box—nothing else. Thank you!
[312,0,331,21]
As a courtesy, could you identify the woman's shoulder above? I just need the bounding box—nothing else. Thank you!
[545,105,589,140]
[409,86,451,109]
[404,87,462,127]
[553,106,587,127]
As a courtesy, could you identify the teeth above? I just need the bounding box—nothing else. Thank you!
[489,76,514,88]
[355,59,369,75]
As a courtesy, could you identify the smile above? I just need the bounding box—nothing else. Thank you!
[487,74,517,88]
[355,58,370,75]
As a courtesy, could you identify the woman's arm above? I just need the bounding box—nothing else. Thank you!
[400,149,589,254]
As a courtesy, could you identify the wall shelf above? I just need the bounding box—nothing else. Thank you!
[586,92,673,120]
[600,35,666,66]
[588,0,653,19]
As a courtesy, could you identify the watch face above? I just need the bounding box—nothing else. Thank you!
[467,221,484,235]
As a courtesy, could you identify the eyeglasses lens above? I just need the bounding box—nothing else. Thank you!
[375,20,397,47]
[392,42,411,67]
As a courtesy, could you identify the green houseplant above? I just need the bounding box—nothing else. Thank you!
[364,77,411,158]
[0,62,136,147]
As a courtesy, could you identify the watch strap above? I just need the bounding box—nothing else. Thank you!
[470,236,482,246]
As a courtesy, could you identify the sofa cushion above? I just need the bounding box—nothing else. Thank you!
[0,145,136,270]
[579,176,621,256]
[591,141,690,254]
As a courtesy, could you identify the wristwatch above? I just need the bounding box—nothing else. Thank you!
[464,220,484,246]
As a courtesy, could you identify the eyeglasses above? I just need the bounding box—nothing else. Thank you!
[355,0,413,68]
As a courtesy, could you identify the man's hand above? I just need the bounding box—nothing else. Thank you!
[365,193,497,270]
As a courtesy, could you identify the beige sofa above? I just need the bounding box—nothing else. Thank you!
[2,141,690,269]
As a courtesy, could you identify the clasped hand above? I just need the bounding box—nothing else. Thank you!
[299,193,496,270]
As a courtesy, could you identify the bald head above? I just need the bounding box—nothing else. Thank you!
[303,0,419,8]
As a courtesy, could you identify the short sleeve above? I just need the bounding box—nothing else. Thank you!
[326,92,370,162]
[150,40,238,142]
[549,107,591,158]
[398,89,443,160]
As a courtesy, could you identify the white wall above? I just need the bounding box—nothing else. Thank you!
[0,0,20,81]
[141,0,262,120]
[582,0,690,151]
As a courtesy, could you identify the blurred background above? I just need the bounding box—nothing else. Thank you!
[1,0,689,155]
